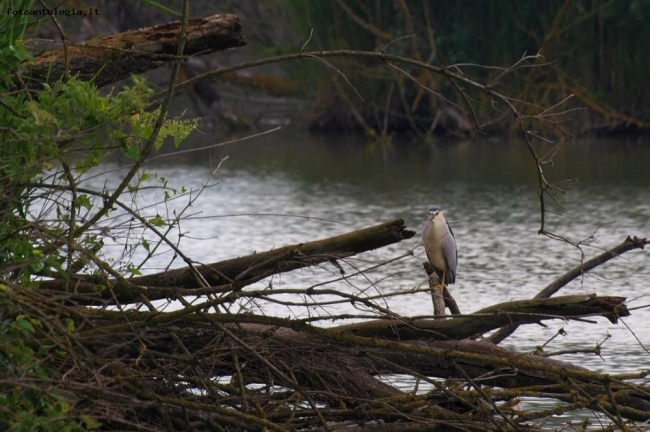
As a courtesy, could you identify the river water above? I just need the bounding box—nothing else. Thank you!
[93,130,649,401]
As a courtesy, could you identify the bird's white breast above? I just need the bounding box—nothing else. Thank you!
[422,216,449,272]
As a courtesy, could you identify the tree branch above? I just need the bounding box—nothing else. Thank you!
[38,219,415,304]
[332,294,628,341]
[490,235,648,344]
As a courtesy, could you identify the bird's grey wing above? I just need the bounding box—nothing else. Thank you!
[442,224,458,283]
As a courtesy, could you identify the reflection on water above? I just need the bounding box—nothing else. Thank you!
[96,130,649,377]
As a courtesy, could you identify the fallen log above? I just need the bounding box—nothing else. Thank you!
[37,219,415,304]
[24,14,246,88]
[332,294,629,340]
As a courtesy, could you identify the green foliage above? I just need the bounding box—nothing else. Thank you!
[0,74,183,281]
[0,0,34,87]
[124,107,199,154]
[157,113,199,149]
[0,4,198,428]
[0,308,86,431]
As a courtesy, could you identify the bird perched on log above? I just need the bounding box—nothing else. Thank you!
[421,207,457,286]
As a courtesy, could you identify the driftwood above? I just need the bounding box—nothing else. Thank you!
[38,219,415,304]
[23,14,245,88]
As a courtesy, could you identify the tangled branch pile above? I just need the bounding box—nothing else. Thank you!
[3,225,649,430]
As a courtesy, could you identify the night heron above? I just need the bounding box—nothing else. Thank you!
[421,207,457,286]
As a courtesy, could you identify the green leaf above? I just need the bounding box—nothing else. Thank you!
[124,145,141,159]
[128,266,142,276]
[76,194,92,210]
[14,315,35,333]
[149,215,166,227]
[29,262,44,272]
[51,262,70,280]
[81,415,102,430]
[142,239,150,252]
[65,318,75,333]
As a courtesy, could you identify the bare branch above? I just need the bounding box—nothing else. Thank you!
[490,235,648,344]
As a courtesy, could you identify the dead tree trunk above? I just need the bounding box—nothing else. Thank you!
[24,14,246,88]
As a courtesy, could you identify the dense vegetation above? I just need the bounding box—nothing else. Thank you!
[285,0,649,134]
[14,1,650,135]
